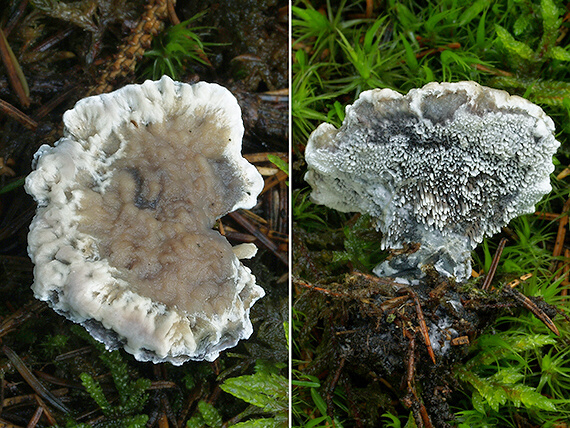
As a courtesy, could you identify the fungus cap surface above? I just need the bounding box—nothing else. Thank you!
[305,81,559,281]
[26,76,265,364]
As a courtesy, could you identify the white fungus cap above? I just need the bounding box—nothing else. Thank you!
[25,76,265,365]
[305,81,559,281]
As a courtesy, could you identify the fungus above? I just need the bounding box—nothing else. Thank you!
[305,81,559,282]
[25,76,265,365]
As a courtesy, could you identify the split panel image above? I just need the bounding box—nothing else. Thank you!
[1,0,570,427]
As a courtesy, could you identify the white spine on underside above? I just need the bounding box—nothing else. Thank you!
[305,81,560,282]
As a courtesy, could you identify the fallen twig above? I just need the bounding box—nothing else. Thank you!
[0,300,46,339]
[408,290,436,364]
[0,98,37,130]
[482,238,507,291]
[550,198,570,272]
[25,406,43,428]
[2,345,70,414]
[0,27,30,107]
[228,211,288,265]
[509,290,560,336]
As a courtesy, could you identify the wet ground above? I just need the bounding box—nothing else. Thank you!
[293,221,562,427]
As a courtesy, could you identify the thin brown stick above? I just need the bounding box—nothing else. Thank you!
[258,225,288,243]
[3,394,35,408]
[159,392,177,428]
[33,85,78,120]
[240,209,268,225]
[326,357,346,420]
[177,383,206,428]
[25,407,43,428]
[553,199,570,256]
[401,329,433,428]
[3,389,66,408]
[227,211,288,265]
[365,0,373,18]
[2,346,70,414]
[4,0,29,37]
[482,238,508,291]
[409,291,436,364]
[562,248,570,299]
[418,403,434,428]
[0,98,37,130]
[474,63,513,76]
[405,330,416,393]
[34,371,83,390]
[416,43,461,59]
[262,170,288,194]
[148,381,177,390]
[534,211,561,221]
[32,27,74,53]
[54,346,93,362]
[293,277,345,298]
[224,231,256,243]
[0,300,46,339]
[350,271,403,289]
[0,28,30,107]
[510,290,560,336]
[157,413,169,428]
[557,167,570,180]
[34,396,56,425]
[550,198,570,272]
[379,295,410,311]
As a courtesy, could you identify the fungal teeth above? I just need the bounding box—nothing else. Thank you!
[305,81,559,282]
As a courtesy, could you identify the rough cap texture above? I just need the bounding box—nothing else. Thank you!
[305,81,559,281]
[26,76,265,364]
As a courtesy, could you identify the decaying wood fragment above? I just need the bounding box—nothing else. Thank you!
[482,238,507,291]
[89,0,170,95]
[450,336,469,346]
